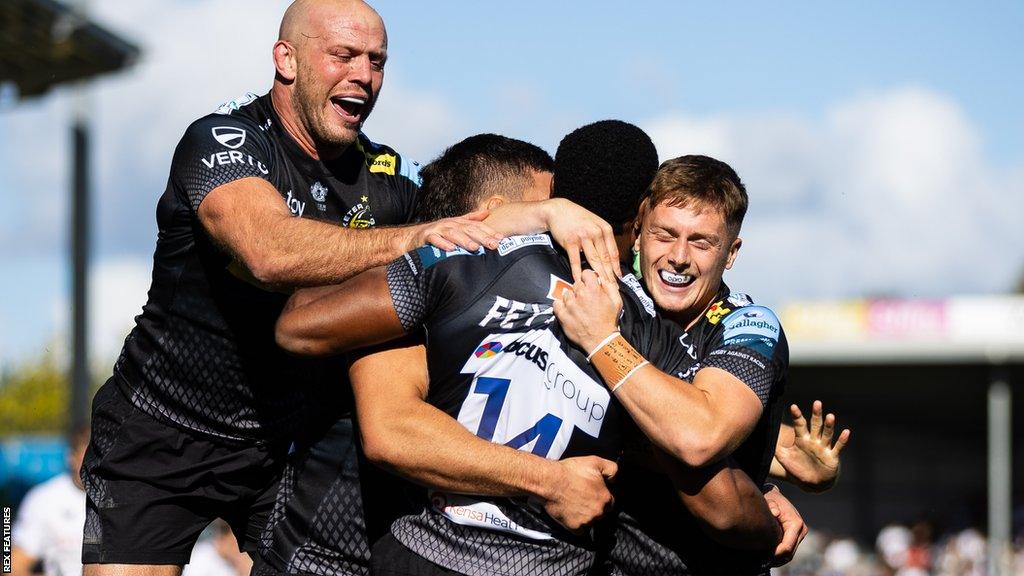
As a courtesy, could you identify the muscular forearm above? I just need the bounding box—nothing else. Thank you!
[276,267,404,356]
[601,360,756,468]
[361,398,562,499]
[658,453,781,551]
[234,212,418,287]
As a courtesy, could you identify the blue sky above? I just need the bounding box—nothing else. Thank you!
[1,0,1022,368]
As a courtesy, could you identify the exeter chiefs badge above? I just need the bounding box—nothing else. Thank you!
[310,181,328,202]
[342,195,376,228]
[705,300,731,325]
[310,181,329,212]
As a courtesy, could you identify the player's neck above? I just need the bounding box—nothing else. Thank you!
[667,290,721,331]
[270,86,345,162]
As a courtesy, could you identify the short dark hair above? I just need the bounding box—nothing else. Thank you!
[413,134,554,222]
[552,120,659,234]
[641,155,748,237]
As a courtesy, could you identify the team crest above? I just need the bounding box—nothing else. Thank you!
[342,195,376,228]
[705,300,731,325]
[310,181,328,202]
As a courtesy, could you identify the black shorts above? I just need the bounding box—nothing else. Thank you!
[81,379,289,565]
[371,532,462,576]
[257,415,421,576]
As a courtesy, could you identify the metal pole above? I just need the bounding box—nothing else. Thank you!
[70,108,90,432]
[987,375,1011,576]
[69,0,93,434]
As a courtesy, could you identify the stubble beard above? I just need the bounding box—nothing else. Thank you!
[292,70,359,152]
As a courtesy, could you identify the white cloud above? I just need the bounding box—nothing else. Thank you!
[643,86,1024,305]
[48,257,152,368]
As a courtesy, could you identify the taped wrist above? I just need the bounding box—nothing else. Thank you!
[589,334,648,393]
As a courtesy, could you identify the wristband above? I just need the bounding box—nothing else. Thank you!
[589,334,648,393]
[586,331,621,361]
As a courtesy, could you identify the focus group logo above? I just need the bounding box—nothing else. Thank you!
[457,329,609,462]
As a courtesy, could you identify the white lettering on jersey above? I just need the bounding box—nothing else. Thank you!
[200,151,269,175]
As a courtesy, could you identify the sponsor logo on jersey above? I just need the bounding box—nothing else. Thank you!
[478,296,554,330]
[497,234,552,256]
[211,126,246,149]
[678,332,698,360]
[430,491,553,540]
[214,92,259,115]
[474,341,504,358]
[705,300,731,325]
[459,330,610,461]
[342,195,376,228]
[284,190,305,217]
[620,274,656,317]
[417,244,487,270]
[310,181,328,202]
[200,150,269,175]
[546,275,572,301]
[367,152,397,175]
[721,305,781,356]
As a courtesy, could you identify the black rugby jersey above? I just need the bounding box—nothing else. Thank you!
[608,281,790,576]
[383,236,690,576]
[112,92,419,442]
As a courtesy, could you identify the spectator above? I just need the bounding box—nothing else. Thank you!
[10,425,89,576]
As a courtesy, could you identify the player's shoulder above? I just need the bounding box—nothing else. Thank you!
[618,272,657,318]
[181,93,271,144]
[356,132,422,184]
[404,234,555,278]
[711,291,785,353]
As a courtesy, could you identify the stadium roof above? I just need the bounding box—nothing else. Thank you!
[0,0,139,99]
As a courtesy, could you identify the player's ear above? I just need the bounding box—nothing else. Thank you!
[273,40,298,82]
[484,196,506,211]
[725,236,742,270]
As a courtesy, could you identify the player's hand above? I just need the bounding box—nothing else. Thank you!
[411,209,503,253]
[553,269,623,353]
[543,456,617,533]
[541,198,620,284]
[775,400,851,492]
[764,485,808,566]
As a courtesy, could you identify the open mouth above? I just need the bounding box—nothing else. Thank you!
[658,269,695,288]
[331,95,366,124]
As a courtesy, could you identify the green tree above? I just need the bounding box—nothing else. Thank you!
[0,351,69,435]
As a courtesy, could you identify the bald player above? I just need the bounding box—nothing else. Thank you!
[80,2,615,575]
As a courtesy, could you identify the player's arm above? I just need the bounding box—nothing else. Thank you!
[198,177,501,287]
[486,198,620,282]
[275,266,405,356]
[657,452,788,552]
[770,401,851,492]
[553,271,762,467]
[351,341,616,531]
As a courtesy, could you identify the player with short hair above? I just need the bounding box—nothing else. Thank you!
[275,124,797,575]
[80,2,617,575]
[555,154,831,574]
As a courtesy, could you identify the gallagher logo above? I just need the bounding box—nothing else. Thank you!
[212,126,246,149]
[474,341,504,358]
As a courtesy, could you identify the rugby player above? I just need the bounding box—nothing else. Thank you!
[274,125,799,575]
[555,155,844,573]
[80,2,616,575]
